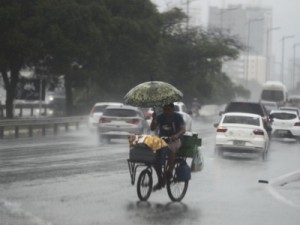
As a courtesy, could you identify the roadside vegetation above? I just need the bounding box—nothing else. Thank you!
[0,0,249,118]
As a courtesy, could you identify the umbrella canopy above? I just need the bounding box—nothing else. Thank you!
[124,81,183,107]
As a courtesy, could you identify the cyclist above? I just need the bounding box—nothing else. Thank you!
[150,103,186,191]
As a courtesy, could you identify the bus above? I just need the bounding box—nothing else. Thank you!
[260,81,288,107]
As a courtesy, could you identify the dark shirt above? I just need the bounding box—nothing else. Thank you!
[156,112,185,137]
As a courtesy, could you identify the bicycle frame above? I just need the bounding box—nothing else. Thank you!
[127,160,155,185]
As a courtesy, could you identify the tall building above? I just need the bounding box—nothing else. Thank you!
[208,4,273,88]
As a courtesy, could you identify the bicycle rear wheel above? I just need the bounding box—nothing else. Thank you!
[137,169,153,201]
[166,172,189,202]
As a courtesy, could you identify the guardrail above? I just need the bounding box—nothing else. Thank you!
[0,102,64,118]
[0,116,88,139]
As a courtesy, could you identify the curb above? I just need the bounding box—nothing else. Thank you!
[269,169,300,187]
[263,169,300,209]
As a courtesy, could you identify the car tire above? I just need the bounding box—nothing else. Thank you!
[262,144,268,161]
[262,150,267,161]
[214,147,223,157]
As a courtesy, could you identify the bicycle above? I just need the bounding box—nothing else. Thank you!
[127,133,201,202]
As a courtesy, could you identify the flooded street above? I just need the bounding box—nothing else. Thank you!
[1,118,300,225]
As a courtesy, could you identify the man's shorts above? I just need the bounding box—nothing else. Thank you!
[168,139,181,153]
[156,147,168,165]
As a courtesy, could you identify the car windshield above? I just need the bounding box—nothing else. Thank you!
[223,115,260,126]
[271,112,297,120]
[261,90,284,102]
[94,105,109,113]
[226,103,264,116]
[103,109,138,117]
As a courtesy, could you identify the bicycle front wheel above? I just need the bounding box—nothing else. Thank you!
[166,175,189,202]
[137,169,153,201]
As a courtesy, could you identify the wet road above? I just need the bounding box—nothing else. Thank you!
[0,117,300,225]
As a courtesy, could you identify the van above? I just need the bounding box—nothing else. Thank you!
[260,81,288,107]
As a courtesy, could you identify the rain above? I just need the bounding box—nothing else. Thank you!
[1,0,300,225]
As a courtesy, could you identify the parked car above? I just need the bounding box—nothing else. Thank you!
[260,100,278,114]
[220,101,272,136]
[214,112,269,160]
[269,109,300,141]
[144,102,193,131]
[279,106,300,118]
[97,105,150,142]
[88,102,123,131]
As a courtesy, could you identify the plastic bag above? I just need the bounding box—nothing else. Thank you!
[191,148,204,172]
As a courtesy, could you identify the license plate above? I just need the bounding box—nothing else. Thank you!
[233,140,245,146]
[277,130,288,135]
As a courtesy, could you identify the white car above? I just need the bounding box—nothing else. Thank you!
[98,105,150,142]
[145,102,193,131]
[269,109,300,141]
[88,102,123,131]
[214,112,269,160]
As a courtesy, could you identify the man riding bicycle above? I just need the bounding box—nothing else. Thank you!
[150,103,186,191]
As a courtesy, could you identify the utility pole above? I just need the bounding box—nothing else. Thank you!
[281,35,294,84]
[293,43,300,89]
[265,27,280,81]
[245,18,263,88]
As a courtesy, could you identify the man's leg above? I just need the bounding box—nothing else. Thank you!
[165,139,181,180]
[167,150,175,172]
[153,149,165,191]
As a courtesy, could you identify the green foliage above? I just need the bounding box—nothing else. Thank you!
[0,0,249,117]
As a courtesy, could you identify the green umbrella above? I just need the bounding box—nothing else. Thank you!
[124,81,183,107]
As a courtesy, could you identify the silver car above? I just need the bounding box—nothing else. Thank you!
[98,105,150,142]
[88,102,123,131]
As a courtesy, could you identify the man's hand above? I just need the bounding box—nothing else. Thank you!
[171,134,178,141]
[152,112,156,120]
[150,112,157,131]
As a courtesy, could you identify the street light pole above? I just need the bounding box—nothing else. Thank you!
[245,18,263,88]
[293,43,300,89]
[265,27,280,81]
[281,35,294,84]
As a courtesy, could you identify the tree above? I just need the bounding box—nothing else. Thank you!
[35,0,112,115]
[94,0,162,97]
[157,19,244,104]
[0,0,42,118]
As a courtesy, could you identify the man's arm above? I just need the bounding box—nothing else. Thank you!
[171,123,186,140]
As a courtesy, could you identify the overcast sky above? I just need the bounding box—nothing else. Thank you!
[152,0,300,72]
